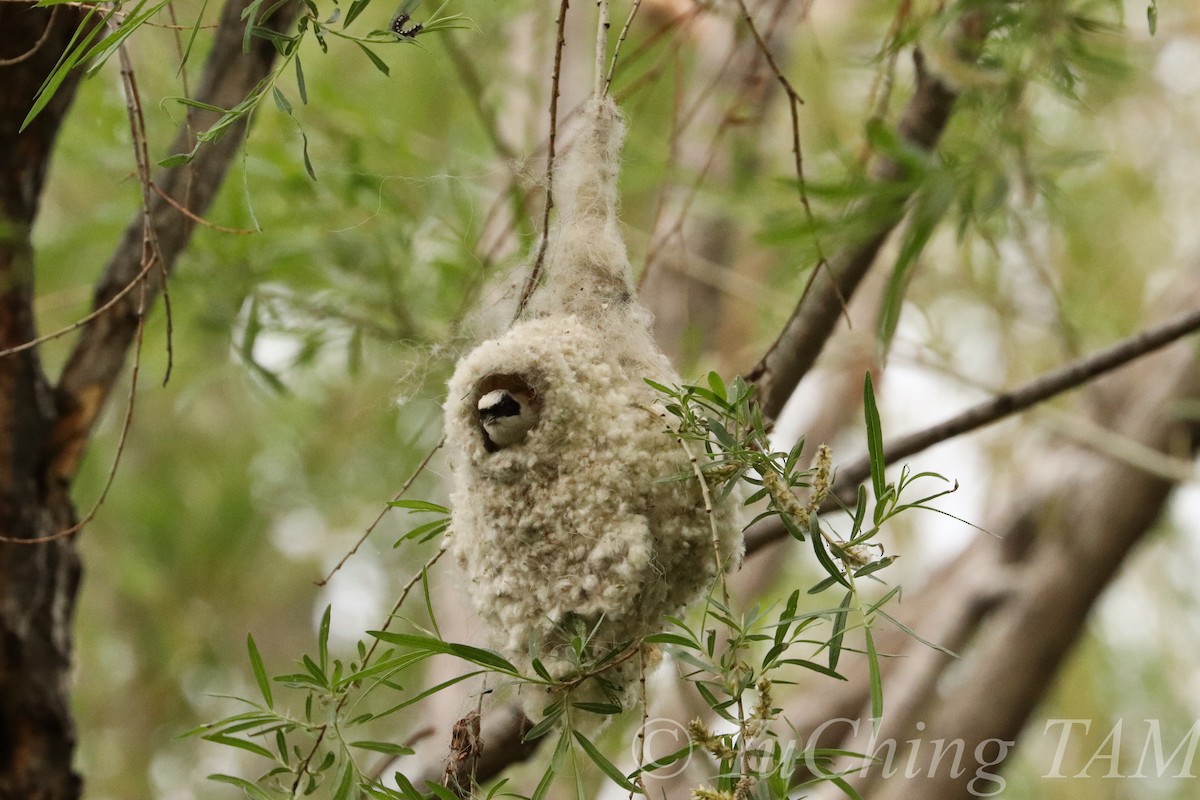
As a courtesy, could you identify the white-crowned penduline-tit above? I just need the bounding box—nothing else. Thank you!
[476,380,540,451]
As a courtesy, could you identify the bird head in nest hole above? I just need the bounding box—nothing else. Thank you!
[474,372,542,452]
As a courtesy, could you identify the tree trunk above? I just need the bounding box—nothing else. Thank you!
[0,5,92,797]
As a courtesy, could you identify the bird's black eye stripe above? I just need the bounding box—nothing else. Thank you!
[480,393,521,421]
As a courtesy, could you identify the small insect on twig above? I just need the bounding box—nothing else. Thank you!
[391,0,424,38]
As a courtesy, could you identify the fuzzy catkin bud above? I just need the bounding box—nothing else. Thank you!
[693,787,736,800]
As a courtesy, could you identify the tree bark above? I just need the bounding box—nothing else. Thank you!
[787,276,1200,800]
[0,1,299,795]
[0,5,92,797]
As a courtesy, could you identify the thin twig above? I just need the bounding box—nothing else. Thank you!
[317,437,444,586]
[744,304,1200,556]
[118,45,175,386]
[744,43,965,421]
[515,0,571,317]
[632,651,647,798]
[292,543,449,795]
[0,44,161,546]
[0,281,148,546]
[594,0,609,98]
[677,432,730,607]
[734,0,835,319]
[603,0,641,95]
[0,4,58,65]
[0,256,157,359]
[641,0,794,279]
[150,182,257,234]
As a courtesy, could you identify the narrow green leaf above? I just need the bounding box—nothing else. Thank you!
[395,518,450,546]
[350,740,416,756]
[853,555,896,579]
[208,774,275,800]
[828,774,866,800]
[863,373,886,501]
[808,574,840,594]
[241,0,266,51]
[21,5,109,131]
[392,770,423,800]
[532,731,571,800]
[809,516,849,589]
[426,784,461,800]
[332,760,355,800]
[275,672,326,690]
[272,85,292,114]
[318,605,331,673]
[178,0,210,74]
[1148,2,1158,35]
[774,590,800,648]
[641,632,698,649]
[300,129,317,180]
[877,175,955,357]
[865,625,883,722]
[828,591,852,672]
[302,654,327,689]
[876,607,958,657]
[530,658,554,682]
[246,633,273,709]
[388,499,449,514]
[83,0,173,77]
[694,682,738,722]
[356,42,391,76]
[295,53,308,104]
[631,742,698,777]
[159,150,198,168]
[706,371,727,402]
[573,730,640,791]
[203,733,275,760]
[421,567,441,639]
[571,701,623,715]
[174,96,231,114]
[523,703,565,742]
[851,484,868,538]
[780,509,807,543]
[784,436,806,476]
[275,729,289,763]
[778,658,847,681]
[344,0,372,28]
[367,631,518,673]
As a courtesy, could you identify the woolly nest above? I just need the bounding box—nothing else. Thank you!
[444,96,744,704]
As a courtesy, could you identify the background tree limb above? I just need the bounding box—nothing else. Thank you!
[50,0,302,484]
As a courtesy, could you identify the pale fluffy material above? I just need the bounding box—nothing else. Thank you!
[444,96,744,700]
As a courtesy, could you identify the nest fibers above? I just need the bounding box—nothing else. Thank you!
[444,96,744,705]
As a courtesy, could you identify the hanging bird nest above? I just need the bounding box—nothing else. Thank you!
[444,96,744,709]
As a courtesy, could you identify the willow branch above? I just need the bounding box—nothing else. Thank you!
[515,0,571,316]
[49,0,301,483]
[745,15,988,421]
[744,302,1200,556]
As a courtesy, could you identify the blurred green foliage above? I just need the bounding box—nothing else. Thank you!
[22,0,1200,796]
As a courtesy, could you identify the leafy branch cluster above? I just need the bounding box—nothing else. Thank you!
[193,372,957,799]
[763,0,1131,358]
[25,0,470,177]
